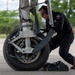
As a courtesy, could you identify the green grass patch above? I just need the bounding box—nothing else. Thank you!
[0,34,6,38]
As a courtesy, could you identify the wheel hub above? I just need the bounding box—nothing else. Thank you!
[14,38,41,63]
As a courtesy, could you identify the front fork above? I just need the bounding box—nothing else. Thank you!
[10,0,56,54]
[10,0,37,54]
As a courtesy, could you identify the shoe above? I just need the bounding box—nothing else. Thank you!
[43,63,51,71]
[43,63,50,68]
[43,61,69,71]
[43,62,58,71]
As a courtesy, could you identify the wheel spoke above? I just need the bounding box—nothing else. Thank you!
[14,38,41,63]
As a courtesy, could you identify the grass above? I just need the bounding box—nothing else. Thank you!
[0,34,6,38]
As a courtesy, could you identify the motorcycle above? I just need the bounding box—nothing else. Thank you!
[3,0,56,71]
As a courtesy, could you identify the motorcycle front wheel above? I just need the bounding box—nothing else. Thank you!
[3,29,49,71]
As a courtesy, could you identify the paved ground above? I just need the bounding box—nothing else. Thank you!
[0,38,75,75]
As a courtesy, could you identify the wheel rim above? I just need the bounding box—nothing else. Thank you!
[14,38,41,64]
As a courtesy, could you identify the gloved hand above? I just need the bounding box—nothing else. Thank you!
[40,29,50,33]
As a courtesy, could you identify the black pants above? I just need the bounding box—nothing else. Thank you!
[49,32,74,65]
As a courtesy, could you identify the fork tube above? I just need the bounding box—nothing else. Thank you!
[47,0,54,27]
[25,38,31,47]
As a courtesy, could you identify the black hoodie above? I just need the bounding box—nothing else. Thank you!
[46,11,72,37]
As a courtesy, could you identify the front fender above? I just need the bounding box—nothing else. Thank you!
[32,29,56,54]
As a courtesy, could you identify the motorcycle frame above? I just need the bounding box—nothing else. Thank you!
[10,0,56,54]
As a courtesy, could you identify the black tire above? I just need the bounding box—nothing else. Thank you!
[3,29,49,71]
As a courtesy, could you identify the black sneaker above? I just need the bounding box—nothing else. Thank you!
[43,63,58,71]
[43,63,50,71]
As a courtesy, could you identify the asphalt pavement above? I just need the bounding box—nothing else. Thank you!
[0,38,75,75]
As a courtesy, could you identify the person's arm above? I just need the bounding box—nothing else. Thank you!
[53,12,64,32]
[40,19,52,33]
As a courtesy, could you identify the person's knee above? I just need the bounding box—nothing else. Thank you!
[59,52,63,57]
[59,51,67,58]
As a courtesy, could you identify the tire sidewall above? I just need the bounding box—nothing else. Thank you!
[3,29,49,71]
